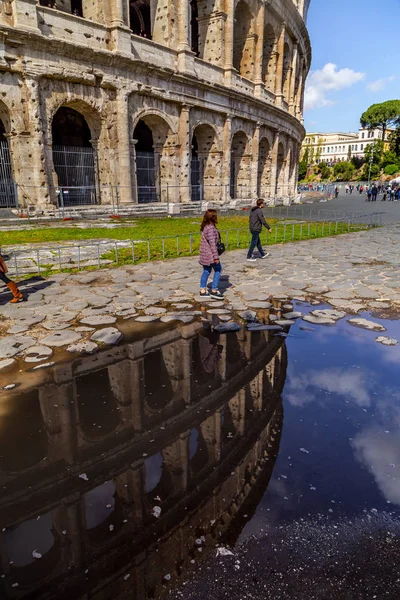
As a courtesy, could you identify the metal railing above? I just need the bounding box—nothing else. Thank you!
[1,216,379,278]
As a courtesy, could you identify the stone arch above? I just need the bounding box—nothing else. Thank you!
[49,99,102,144]
[190,122,221,201]
[282,42,292,103]
[233,0,255,79]
[130,0,151,38]
[230,130,251,199]
[257,137,272,198]
[51,105,100,205]
[262,23,277,94]
[132,110,177,203]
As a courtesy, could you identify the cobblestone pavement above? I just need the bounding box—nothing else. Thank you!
[0,225,400,373]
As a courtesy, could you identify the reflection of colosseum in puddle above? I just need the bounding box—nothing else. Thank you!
[0,321,287,599]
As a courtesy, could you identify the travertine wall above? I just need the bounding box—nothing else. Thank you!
[0,0,311,208]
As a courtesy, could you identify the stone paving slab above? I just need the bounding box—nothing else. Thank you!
[0,226,400,368]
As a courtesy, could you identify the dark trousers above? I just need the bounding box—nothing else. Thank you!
[247,232,265,259]
[0,272,10,285]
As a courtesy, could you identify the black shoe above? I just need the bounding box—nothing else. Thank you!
[200,290,210,297]
[210,290,223,300]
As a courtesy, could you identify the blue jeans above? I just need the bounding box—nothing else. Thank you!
[247,232,265,259]
[200,262,222,290]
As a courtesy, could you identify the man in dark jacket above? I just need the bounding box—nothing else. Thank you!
[247,198,272,262]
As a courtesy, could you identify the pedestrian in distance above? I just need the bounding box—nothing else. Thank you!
[0,254,23,303]
[366,188,372,202]
[371,185,378,201]
[247,198,272,262]
[199,209,223,300]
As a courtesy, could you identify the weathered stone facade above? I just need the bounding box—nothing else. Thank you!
[0,0,310,208]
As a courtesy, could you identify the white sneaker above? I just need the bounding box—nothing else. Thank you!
[247,258,257,262]
[261,252,271,259]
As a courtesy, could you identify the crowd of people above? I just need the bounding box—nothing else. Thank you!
[333,182,400,201]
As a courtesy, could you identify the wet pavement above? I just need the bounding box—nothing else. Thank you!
[0,304,400,599]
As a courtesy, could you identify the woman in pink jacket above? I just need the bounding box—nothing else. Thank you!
[199,209,222,299]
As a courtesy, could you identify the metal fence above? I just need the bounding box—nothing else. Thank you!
[2,215,380,278]
[0,141,17,208]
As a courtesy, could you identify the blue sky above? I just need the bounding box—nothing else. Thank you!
[304,0,400,134]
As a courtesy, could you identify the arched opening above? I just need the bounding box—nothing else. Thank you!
[230,131,250,199]
[191,124,220,201]
[275,142,285,197]
[40,0,83,17]
[0,117,17,208]
[85,480,124,543]
[129,0,151,38]
[282,42,292,103]
[189,427,209,475]
[4,511,60,585]
[190,0,199,55]
[191,133,201,201]
[76,369,121,439]
[133,115,173,203]
[0,390,48,472]
[52,106,98,205]
[144,349,174,410]
[257,137,271,198]
[262,24,276,94]
[233,0,254,79]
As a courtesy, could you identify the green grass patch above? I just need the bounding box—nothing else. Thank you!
[100,221,368,266]
[1,216,259,246]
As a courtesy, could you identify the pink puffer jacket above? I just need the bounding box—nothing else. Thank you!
[199,224,219,266]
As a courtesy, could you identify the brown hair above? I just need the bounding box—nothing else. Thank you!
[200,209,218,231]
[256,198,265,207]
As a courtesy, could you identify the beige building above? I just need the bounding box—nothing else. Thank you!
[0,0,310,209]
[302,127,391,166]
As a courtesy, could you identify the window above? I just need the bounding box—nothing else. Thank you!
[371,131,374,137]
[355,145,358,151]
[362,132,364,139]
[361,144,363,150]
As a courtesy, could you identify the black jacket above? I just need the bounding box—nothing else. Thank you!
[249,206,271,233]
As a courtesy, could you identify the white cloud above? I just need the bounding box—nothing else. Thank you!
[367,76,395,93]
[352,427,400,505]
[286,367,372,408]
[304,63,365,111]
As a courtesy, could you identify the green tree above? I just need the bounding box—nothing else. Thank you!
[363,140,384,165]
[333,161,355,181]
[298,146,309,181]
[384,164,400,176]
[360,100,400,141]
[351,156,364,169]
[317,161,331,180]
[381,150,399,169]
[388,127,400,156]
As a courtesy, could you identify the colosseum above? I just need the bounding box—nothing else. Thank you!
[0,0,311,209]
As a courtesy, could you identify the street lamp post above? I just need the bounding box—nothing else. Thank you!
[367,146,374,187]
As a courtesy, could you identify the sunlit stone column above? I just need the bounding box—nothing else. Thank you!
[274,23,285,107]
[289,41,298,115]
[253,1,265,98]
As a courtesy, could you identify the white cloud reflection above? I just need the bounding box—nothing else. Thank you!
[286,368,372,408]
[352,427,400,506]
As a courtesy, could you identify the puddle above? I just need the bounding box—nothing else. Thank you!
[0,306,400,599]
